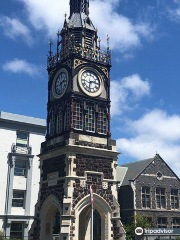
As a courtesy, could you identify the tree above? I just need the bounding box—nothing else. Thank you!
[124,214,154,240]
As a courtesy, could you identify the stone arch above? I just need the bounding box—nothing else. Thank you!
[74,193,112,240]
[40,194,62,240]
[40,189,63,207]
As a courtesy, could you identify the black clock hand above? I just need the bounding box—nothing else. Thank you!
[89,80,95,87]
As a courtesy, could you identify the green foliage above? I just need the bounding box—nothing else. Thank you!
[124,214,154,240]
[0,231,25,240]
[0,238,25,240]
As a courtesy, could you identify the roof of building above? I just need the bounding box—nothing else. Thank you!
[119,157,155,186]
[116,166,128,186]
[0,111,46,128]
[68,13,96,30]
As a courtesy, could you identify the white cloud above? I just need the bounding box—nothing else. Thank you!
[2,59,41,77]
[168,0,180,22]
[169,7,180,21]
[16,0,154,52]
[91,0,154,51]
[117,109,180,176]
[111,74,151,117]
[0,16,33,45]
[17,0,68,36]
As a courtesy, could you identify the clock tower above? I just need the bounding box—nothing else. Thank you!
[31,1,126,240]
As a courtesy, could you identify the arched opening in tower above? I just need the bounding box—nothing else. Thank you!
[79,205,102,240]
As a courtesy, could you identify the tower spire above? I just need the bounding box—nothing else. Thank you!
[70,0,89,16]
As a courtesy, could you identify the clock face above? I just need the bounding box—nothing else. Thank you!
[55,72,67,96]
[81,71,100,93]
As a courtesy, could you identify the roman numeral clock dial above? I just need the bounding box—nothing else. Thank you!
[55,72,67,95]
[52,69,69,98]
[78,69,103,97]
[82,71,100,93]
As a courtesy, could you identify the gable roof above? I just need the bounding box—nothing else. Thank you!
[68,13,96,31]
[116,166,128,186]
[120,157,155,186]
[118,154,180,186]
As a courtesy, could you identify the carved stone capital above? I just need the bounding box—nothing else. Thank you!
[102,182,108,190]
[80,180,86,188]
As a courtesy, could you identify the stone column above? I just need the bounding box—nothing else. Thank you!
[25,157,33,215]
[7,156,16,214]
[5,220,11,239]
[24,221,29,240]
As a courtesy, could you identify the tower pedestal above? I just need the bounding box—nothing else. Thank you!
[30,134,126,240]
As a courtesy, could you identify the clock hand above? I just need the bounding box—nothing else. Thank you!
[89,80,95,87]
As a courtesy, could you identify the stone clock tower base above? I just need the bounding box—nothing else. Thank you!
[30,133,126,240]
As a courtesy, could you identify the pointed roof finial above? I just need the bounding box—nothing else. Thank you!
[107,34,110,50]
[48,39,53,57]
[57,31,61,57]
[98,37,101,50]
[63,12,68,29]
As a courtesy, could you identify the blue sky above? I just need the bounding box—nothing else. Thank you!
[0,0,180,175]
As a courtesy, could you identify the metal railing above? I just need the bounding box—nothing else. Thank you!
[11,144,32,155]
[47,44,111,69]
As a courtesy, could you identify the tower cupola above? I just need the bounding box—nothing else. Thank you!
[70,0,89,16]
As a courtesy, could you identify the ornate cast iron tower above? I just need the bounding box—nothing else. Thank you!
[31,1,126,240]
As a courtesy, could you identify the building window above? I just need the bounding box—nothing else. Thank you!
[157,218,167,228]
[73,100,83,130]
[16,131,29,147]
[12,191,25,208]
[56,107,63,134]
[85,103,95,132]
[173,218,180,228]
[64,102,70,131]
[142,187,151,208]
[10,222,24,239]
[171,189,179,209]
[14,161,27,177]
[156,188,166,209]
[97,107,107,134]
[49,109,55,136]
[157,171,163,180]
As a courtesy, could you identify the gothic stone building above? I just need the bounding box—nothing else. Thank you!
[118,154,180,228]
[30,0,126,240]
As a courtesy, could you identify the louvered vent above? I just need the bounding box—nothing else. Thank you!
[85,30,93,48]
[74,29,82,46]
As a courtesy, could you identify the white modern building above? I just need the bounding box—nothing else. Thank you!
[0,112,46,240]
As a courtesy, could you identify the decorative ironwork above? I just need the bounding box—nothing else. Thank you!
[48,39,53,57]
[47,43,111,69]
[11,143,32,155]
